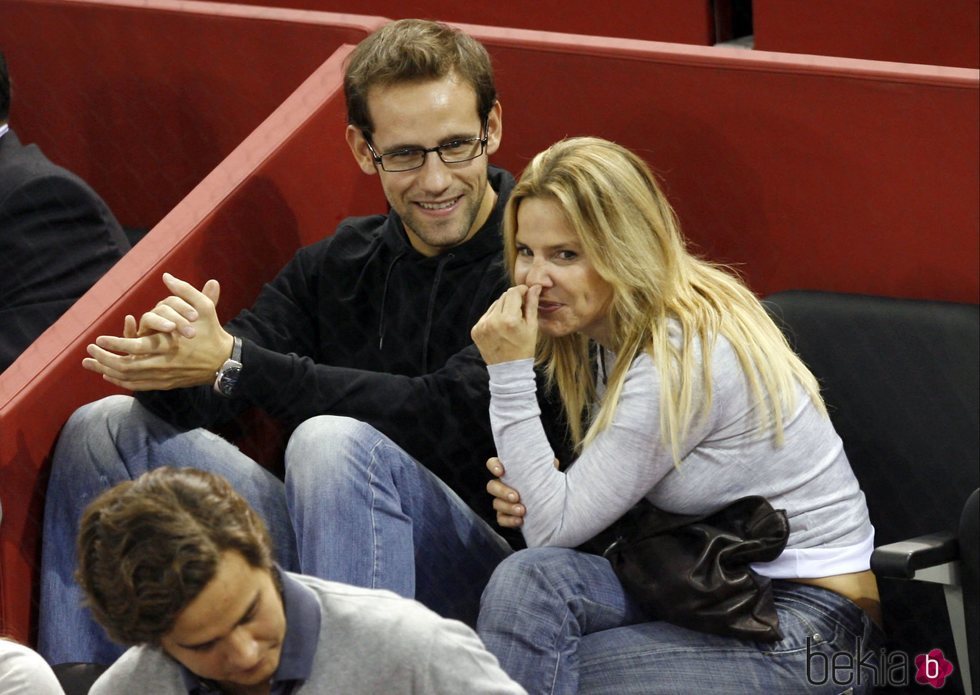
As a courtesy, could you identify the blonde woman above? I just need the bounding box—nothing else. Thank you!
[471,137,883,693]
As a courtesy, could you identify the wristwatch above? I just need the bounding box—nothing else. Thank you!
[213,336,243,397]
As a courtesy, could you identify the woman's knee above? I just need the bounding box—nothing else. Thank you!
[478,549,577,639]
[483,547,572,598]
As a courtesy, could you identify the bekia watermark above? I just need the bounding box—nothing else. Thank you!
[806,636,956,689]
[914,649,956,689]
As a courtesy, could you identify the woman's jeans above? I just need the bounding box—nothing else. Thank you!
[39,395,511,665]
[478,547,885,694]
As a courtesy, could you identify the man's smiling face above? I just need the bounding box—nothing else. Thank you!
[347,74,502,257]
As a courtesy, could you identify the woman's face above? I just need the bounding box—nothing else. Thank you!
[160,551,286,690]
[513,197,614,347]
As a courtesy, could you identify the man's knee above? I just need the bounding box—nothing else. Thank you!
[284,415,383,481]
[287,414,378,447]
[53,395,142,475]
[61,394,137,439]
[46,397,143,520]
[52,394,174,487]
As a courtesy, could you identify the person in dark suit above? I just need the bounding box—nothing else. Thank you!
[0,50,129,373]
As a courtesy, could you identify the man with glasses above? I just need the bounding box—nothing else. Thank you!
[40,19,563,666]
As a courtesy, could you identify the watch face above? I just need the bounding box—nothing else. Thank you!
[218,363,242,397]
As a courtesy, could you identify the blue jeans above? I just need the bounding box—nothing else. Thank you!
[38,395,298,665]
[39,396,510,664]
[284,414,513,626]
[477,548,885,694]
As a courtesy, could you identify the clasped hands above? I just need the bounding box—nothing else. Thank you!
[82,273,234,391]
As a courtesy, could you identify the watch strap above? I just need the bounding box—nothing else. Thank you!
[229,334,243,363]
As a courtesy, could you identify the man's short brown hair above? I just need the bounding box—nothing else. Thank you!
[344,19,496,133]
[75,467,275,646]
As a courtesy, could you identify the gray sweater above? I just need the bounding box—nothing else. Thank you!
[488,336,873,578]
[90,573,526,694]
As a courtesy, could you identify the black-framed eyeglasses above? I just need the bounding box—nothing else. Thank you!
[363,117,490,173]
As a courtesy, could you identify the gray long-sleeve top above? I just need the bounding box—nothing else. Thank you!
[488,334,873,578]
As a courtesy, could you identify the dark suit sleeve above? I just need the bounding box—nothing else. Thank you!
[0,173,129,372]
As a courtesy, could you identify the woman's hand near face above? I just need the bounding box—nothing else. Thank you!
[471,284,541,365]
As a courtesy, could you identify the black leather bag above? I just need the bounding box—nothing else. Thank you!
[597,495,789,642]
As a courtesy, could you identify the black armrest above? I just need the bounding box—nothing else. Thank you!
[871,531,958,579]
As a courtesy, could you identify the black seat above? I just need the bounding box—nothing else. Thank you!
[765,290,979,694]
[52,662,109,695]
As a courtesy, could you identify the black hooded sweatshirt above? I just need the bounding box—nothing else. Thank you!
[138,167,567,528]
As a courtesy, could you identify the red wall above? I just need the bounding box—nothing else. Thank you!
[471,25,978,304]
[209,0,718,44]
[0,43,384,642]
[0,0,385,644]
[0,0,383,229]
[755,0,980,68]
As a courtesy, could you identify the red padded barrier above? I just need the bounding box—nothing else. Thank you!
[0,0,389,643]
[0,43,381,642]
[754,0,980,69]
[0,0,383,229]
[208,0,717,45]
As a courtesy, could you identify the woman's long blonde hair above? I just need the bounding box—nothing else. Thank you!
[503,137,824,462]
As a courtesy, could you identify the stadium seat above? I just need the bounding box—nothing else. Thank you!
[765,290,979,694]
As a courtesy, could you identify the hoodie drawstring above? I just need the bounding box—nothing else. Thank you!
[378,250,406,351]
[420,253,454,372]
